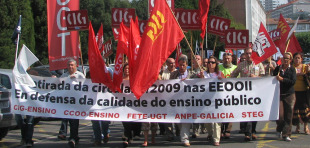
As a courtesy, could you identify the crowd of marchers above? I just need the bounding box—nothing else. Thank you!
[15,47,310,148]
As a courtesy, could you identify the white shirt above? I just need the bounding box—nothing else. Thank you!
[203,71,222,79]
[61,71,85,78]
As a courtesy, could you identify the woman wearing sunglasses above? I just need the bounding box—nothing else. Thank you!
[273,52,296,142]
[199,56,223,146]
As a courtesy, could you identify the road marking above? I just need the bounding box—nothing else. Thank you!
[257,122,306,148]
[257,122,277,148]
[0,140,20,148]
[258,122,270,140]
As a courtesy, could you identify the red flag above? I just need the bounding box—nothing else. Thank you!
[277,58,282,65]
[251,23,278,65]
[175,43,182,68]
[112,27,120,41]
[112,22,129,92]
[225,49,233,55]
[118,22,129,55]
[274,14,302,55]
[130,0,185,99]
[199,0,211,39]
[88,22,114,91]
[96,23,104,53]
[135,16,139,29]
[128,19,141,79]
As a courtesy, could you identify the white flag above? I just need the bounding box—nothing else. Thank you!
[286,16,299,42]
[13,44,39,87]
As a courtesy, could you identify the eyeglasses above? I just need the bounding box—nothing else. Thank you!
[208,61,216,64]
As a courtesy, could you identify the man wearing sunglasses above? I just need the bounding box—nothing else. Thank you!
[231,47,265,141]
[218,52,237,139]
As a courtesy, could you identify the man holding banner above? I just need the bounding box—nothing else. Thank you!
[59,58,85,148]
[190,55,203,138]
[159,58,178,141]
[170,55,191,147]
[231,47,265,141]
[219,52,237,139]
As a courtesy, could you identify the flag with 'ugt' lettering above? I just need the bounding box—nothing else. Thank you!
[252,23,278,65]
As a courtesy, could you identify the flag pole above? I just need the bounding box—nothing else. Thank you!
[166,3,204,72]
[213,35,218,55]
[269,57,271,75]
[190,32,193,71]
[14,15,22,62]
[79,36,85,74]
[285,39,291,53]
[14,34,20,62]
[201,38,205,59]
[205,21,208,58]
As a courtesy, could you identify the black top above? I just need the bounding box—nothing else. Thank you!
[273,65,296,95]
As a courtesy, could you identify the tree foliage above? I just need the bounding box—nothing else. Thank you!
[31,0,48,65]
[296,32,310,54]
[0,0,247,69]
[0,0,35,68]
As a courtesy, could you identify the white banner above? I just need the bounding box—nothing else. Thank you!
[12,76,279,123]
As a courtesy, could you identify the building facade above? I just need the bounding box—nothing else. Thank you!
[262,0,281,11]
[218,0,266,43]
[270,0,310,18]
[267,17,310,32]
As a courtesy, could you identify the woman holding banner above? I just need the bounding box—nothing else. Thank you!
[273,52,296,141]
[292,52,310,134]
[122,63,142,147]
[200,56,223,146]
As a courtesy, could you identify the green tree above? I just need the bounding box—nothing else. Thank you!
[31,0,48,65]
[296,32,310,53]
[131,0,148,20]
[79,0,131,64]
[0,0,35,69]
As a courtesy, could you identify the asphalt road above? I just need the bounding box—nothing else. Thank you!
[1,120,310,148]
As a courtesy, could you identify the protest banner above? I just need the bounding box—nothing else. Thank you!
[47,0,80,71]
[12,76,279,123]
[225,29,249,49]
[174,9,201,30]
[207,15,231,36]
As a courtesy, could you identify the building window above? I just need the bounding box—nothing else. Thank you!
[297,24,306,31]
